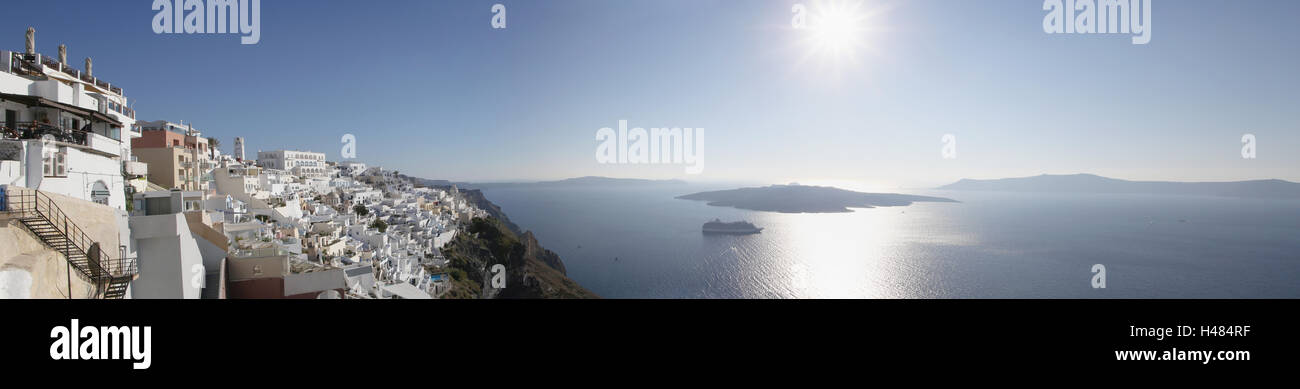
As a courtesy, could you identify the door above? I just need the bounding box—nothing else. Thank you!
[4,110,15,133]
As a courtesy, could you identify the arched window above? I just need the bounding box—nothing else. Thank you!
[91,181,110,205]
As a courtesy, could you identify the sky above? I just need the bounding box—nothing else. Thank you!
[9,0,1299,188]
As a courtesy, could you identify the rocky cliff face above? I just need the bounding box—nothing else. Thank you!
[454,188,524,235]
[521,230,565,275]
[440,217,598,299]
[404,175,595,298]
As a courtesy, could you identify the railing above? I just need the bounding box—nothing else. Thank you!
[230,246,287,259]
[1,187,138,282]
[0,122,94,146]
[9,53,41,75]
[9,52,125,97]
[39,55,63,72]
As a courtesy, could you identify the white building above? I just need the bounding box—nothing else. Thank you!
[213,163,266,202]
[257,168,291,197]
[338,161,367,176]
[1,30,138,211]
[129,212,205,299]
[232,136,245,161]
[257,150,326,178]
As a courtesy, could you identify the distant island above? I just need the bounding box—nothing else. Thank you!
[940,174,1300,199]
[533,176,687,186]
[445,176,688,190]
[676,184,958,213]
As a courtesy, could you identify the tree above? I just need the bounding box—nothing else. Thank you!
[353,204,369,216]
[206,137,220,160]
[370,220,388,233]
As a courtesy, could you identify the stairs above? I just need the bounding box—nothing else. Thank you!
[102,276,133,299]
[3,187,137,299]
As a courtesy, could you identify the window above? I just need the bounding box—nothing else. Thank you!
[43,149,67,177]
[91,181,110,205]
[54,150,66,176]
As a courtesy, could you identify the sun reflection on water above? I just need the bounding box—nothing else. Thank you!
[725,199,976,299]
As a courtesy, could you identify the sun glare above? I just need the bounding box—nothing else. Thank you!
[796,0,881,74]
[813,8,859,50]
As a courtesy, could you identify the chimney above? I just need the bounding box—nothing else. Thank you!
[57,44,66,64]
[84,57,92,77]
[25,27,35,55]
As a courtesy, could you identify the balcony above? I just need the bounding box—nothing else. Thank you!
[124,160,148,176]
[0,91,126,145]
[2,122,92,146]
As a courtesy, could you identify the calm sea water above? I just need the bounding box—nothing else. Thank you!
[479,183,1300,298]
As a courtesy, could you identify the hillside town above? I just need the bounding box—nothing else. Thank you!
[0,28,488,299]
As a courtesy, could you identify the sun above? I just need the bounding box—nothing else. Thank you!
[812,6,862,52]
[796,0,881,74]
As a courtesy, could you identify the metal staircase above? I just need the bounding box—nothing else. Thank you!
[2,187,137,298]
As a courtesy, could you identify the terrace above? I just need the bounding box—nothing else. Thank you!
[8,52,134,119]
[0,92,126,147]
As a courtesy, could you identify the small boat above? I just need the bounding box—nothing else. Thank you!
[702,219,763,235]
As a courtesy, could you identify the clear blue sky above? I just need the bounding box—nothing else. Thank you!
[10,0,1299,187]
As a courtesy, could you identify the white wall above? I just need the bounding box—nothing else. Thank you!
[130,214,204,299]
[0,160,20,187]
[6,140,126,211]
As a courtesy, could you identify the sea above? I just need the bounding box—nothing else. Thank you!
[478,182,1300,298]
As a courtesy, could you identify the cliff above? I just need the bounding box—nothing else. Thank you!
[403,175,594,298]
[440,217,598,299]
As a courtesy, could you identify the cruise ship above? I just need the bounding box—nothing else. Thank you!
[702,219,763,234]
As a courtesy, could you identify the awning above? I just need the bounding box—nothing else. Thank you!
[0,92,122,127]
[89,111,123,127]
